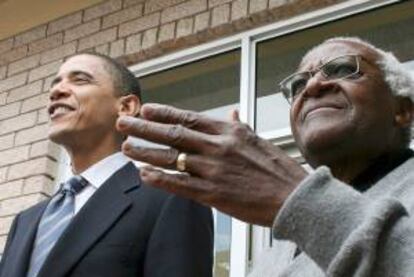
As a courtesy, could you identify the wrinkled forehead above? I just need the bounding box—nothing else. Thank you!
[58,54,110,78]
[298,40,381,71]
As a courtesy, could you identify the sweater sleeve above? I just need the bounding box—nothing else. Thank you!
[273,166,414,277]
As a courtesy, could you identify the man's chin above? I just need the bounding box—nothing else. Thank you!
[48,129,71,145]
[297,124,348,150]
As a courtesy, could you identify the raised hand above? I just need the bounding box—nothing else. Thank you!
[116,103,307,226]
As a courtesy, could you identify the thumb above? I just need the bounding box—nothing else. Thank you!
[230,109,240,122]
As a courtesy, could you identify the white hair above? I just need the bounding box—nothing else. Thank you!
[316,37,414,102]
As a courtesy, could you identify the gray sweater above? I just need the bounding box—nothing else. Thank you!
[250,156,414,277]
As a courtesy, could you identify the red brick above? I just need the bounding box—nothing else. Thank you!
[102,4,143,29]
[0,46,28,66]
[0,112,37,135]
[14,26,47,47]
[125,33,142,54]
[78,27,117,51]
[47,12,83,35]
[110,39,125,58]
[158,23,176,42]
[40,42,77,64]
[142,28,158,50]
[0,39,13,55]
[64,19,101,43]
[7,81,43,103]
[209,0,232,8]
[211,4,230,27]
[119,13,160,37]
[161,0,207,24]
[250,0,268,13]
[124,0,145,8]
[28,33,63,55]
[84,0,122,22]
[0,102,21,121]
[95,44,110,55]
[0,73,27,93]
[28,60,62,82]
[8,55,40,76]
[194,12,210,32]
[176,18,194,38]
[145,0,186,14]
[232,0,248,20]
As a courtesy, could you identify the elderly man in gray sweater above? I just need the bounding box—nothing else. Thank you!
[116,37,414,276]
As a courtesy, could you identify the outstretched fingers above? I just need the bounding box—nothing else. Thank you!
[140,103,229,134]
[117,116,216,154]
[139,166,216,205]
[123,142,214,176]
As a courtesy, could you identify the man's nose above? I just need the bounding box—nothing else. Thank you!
[49,82,71,101]
[301,73,337,99]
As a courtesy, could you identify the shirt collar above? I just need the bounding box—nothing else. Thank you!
[79,152,131,189]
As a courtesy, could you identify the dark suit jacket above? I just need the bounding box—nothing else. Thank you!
[0,162,213,277]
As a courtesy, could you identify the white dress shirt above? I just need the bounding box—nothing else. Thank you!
[72,152,131,214]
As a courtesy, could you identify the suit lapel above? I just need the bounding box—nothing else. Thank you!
[38,162,141,277]
[2,202,47,277]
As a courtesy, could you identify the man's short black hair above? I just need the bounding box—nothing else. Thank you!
[67,52,142,100]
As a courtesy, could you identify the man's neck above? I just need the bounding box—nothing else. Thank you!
[318,148,409,183]
[64,139,122,174]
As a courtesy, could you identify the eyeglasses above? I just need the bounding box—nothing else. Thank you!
[279,54,362,104]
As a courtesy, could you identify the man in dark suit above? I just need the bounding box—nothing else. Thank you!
[0,53,213,277]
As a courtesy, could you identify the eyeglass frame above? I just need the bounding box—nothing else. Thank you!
[278,54,363,104]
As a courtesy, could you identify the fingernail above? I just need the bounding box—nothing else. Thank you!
[122,141,131,153]
[117,116,134,129]
[141,105,154,118]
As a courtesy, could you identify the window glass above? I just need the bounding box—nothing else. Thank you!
[139,50,241,277]
[255,1,414,134]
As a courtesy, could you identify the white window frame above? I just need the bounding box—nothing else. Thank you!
[128,0,402,275]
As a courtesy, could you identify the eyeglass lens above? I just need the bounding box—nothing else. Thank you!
[281,55,359,103]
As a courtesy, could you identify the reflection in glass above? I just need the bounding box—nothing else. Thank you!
[140,50,241,277]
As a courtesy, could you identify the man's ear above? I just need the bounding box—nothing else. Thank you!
[394,97,414,128]
[118,94,141,117]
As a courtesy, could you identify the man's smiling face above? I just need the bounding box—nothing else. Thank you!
[47,54,121,147]
[289,41,398,166]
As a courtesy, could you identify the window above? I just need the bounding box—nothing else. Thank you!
[139,50,241,277]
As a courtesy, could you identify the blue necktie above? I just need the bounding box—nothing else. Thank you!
[27,176,87,277]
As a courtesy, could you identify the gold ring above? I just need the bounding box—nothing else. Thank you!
[176,153,187,172]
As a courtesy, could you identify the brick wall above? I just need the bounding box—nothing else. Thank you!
[0,0,344,251]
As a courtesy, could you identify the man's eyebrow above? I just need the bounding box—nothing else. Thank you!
[70,70,94,80]
[50,71,94,88]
